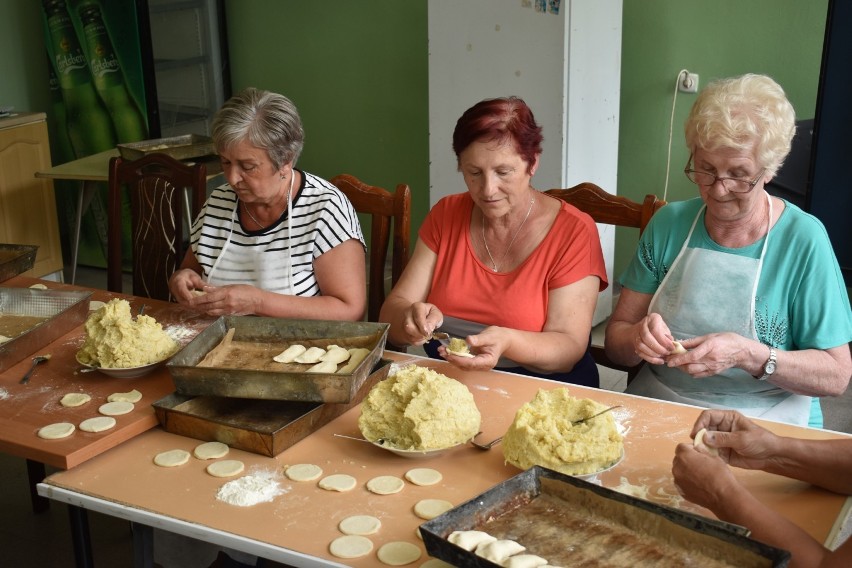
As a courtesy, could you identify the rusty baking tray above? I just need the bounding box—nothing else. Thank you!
[154,359,390,457]
[166,316,390,403]
[117,134,215,161]
[0,287,92,373]
[421,466,790,568]
[0,244,38,282]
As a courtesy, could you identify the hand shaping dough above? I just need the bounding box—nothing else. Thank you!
[284,463,323,482]
[475,540,526,563]
[694,428,720,457]
[670,341,688,355]
[273,344,307,363]
[404,467,442,486]
[336,348,371,374]
[38,422,76,440]
[377,541,422,566]
[318,474,357,492]
[79,416,116,433]
[448,530,497,551]
[306,360,337,374]
[338,515,382,536]
[329,535,374,559]
[154,449,191,467]
[99,401,134,416]
[413,499,454,520]
[366,475,405,495]
[60,393,91,407]
[193,441,229,460]
[320,345,351,364]
[447,337,474,358]
[107,389,143,403]
[206,460,245,478]
[294,346,326,364]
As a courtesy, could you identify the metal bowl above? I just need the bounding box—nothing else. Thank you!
[574,448,625,481]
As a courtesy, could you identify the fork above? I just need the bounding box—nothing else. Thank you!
[471,432,503,451]
[19,354,51,385]
[572,405,622,425]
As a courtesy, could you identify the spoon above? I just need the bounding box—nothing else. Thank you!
[19,354,51,384]
[471,432,503,451]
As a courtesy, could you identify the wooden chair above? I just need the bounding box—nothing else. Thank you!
[545,182,666,383]
[107,153,207,301]
[331,174,411,322]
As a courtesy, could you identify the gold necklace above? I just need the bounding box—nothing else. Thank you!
[243,201,264,228]
[481,193,535,272]
[241,171,296,229]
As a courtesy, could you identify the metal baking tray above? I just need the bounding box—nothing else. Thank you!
[0,244,38,282]
[153,359,390,457]
[0,287,92,373]
[117,134,215,161]
[421,466,790,568]
[166,316,390,403]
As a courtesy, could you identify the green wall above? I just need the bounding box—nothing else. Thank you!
[224,0,430,242]
[617,0,828,278]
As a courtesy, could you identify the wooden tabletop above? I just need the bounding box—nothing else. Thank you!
[34,149,120,182]
[41,351,851,567]
[0,276,216,469]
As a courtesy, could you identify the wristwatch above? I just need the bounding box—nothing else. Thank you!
[756,347,777,381]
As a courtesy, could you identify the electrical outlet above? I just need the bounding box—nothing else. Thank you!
[679,72,699,93]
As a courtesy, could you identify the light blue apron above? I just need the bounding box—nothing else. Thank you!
[627,194,811,426]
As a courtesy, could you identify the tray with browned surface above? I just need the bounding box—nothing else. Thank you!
[421,465,790,567]
[117,134,215,161]
[153,359,390,457]
[0,244,38,282]
[0,287,91,373]
[166,316,390,403]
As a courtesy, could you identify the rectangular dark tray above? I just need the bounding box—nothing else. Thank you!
[166,316,389,403]
[0,244,38,282]
[421,466,790,568]
[154,360,390,457]
[117,134,215,161]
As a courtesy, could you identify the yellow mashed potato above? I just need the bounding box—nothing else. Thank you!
[503,388,623,476]
[77,299,179,368]
[358,364,481,450]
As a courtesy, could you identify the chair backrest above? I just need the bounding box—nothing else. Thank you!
[545,182,667,383]
[107,153,207,301]
[331,174,411,322]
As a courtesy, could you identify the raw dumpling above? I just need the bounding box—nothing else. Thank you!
[475,540,526,563]
[336,348,370,374]
[273,344,307,363]
[448,530,496,552]
[306,360,337,373]
[321,345,351,364]
[294,346,327,364]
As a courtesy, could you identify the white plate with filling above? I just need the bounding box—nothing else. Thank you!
[369,439,466,459]
[76,354,166,379]
[573,448,625,481]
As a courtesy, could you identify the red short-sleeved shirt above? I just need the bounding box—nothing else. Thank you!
[421,193,607,332]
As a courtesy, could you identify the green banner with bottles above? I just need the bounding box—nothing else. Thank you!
[42,0,149,269]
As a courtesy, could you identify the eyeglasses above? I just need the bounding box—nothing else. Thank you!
[684,155,766,193]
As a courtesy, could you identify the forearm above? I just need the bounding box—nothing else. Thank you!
[379,295,419,346]
[256,290,364,321]
[501,329,588,373]
[604,320,644,367]
[764,437,852,495]
[760,347,850,397]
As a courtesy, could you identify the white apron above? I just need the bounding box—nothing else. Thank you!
[627,194,811,426]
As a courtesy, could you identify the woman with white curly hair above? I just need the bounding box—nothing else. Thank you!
[605,74,851,427]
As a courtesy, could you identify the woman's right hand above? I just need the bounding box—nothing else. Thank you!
[632,312,679,364]
[400,302,444,346]
[168,268,206,304]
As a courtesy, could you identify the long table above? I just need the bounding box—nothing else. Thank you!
[38,350,852,567]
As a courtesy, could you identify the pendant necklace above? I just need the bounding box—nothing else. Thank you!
[482,193,536,272]
[241,171,295,229]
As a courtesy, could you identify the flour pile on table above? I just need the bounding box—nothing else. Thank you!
[76,299,179,368]
[216,470,285,506]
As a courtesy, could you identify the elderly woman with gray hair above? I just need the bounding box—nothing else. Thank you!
[605,74,851,427]
[169,87,366,320]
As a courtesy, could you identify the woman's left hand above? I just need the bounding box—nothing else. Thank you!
[665,332,752,378]
[439,326,508,371]
[190,284,261,316]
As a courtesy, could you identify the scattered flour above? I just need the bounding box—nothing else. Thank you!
[165,325,196,342]
[0,388,9,400]
[216,470,285,507]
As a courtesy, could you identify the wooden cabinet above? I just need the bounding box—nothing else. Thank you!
[0,113,64,278]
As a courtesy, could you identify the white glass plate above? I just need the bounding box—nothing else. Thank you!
[76,354,164,379]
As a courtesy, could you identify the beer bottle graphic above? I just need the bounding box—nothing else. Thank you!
[78,1,149,143]
[42,0,117,158]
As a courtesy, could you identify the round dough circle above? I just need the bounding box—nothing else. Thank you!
[421,559,455,568]
[318,474,357,492]
[694,428,720,457]
[193,441,229,460]
[79,416,117,433]
[206,460,245,478]
[338,515,382,536]
[329,535,374,559]
[413,499,453,520]
[38,422,75,440]
[99,401,134,416]
[377,541,422,566]
[366,475,405,495]
[60,393,91,408]
[404,467,442,486]
[285,463,323,482]
[107,389,143,403]
[154,449,190,467]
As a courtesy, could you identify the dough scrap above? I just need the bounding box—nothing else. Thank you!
[377,541,422,566]
[501,554,548,568]
[206,460,245,478]
[79,416,116,433]
[193,441,230,460]
[338,515,382,536]
[694,428,720,457]
[29,283,48,290]
[366,475,405,495]
[60,393,91,407]
[0,335,11,345]
[318,474,357,492]
[154,449,190,467]
[294,346,326,364]
[329,535,374,559]
[273,344,307,363]
[88,300,106,311]
[321,345,351,364]
[670,341,688,355]
[475,540,526,563]
[107,389,143,403]
[448,530,497,551]
[404,467,442,486]
[38,422,75,440]
[337,348,371,374]
[285,463,323,482]
[306,360,337,374]
[413,499,453,520]
[99,401,134,416]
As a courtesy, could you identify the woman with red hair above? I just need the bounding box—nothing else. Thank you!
[380,97,607,386]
